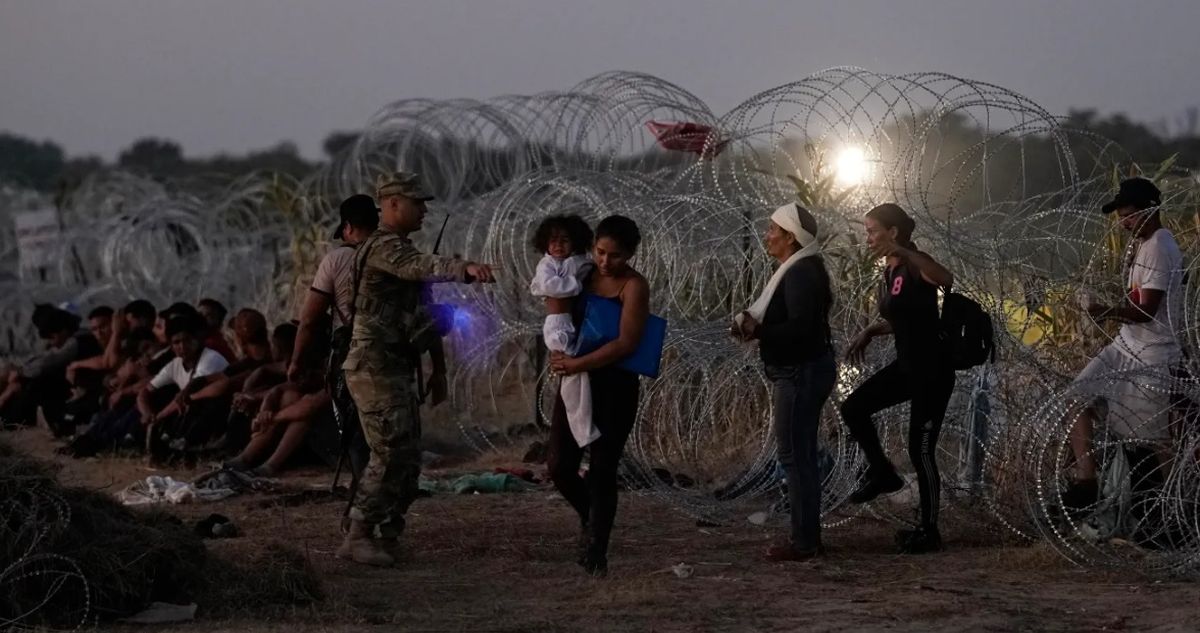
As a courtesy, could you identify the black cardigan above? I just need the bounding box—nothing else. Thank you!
[756,257,833,367]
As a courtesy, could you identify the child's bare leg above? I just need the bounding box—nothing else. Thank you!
[545,296,572,315]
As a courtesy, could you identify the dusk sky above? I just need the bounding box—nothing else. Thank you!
[2,0,1198,160]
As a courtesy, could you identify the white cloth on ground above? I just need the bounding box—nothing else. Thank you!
[117,475,237,505]
[530,253,599,447]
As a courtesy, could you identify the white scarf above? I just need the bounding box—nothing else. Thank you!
[734,202,821,328]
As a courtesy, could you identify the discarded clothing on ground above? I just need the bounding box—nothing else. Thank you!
[193,467,276,494]
[418,472,538,495]
[118,476,236,506]
[117,469,274,506]
[493,466,540,482]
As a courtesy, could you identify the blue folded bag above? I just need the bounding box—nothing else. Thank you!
[574,294,667,378]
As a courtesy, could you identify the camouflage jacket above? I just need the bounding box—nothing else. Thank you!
[342,229,468,373]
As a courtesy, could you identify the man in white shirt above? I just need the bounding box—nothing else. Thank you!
[1064,177,1184,507]
[137,313,229,455]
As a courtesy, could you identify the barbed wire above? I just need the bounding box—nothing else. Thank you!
[2,69,1199,626]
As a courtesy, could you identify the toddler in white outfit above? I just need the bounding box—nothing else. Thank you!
[529,215,600,447]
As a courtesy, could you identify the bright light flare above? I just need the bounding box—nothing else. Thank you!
[834,146,870,187]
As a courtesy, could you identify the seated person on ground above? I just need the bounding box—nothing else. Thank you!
[227,324,329,476]
[234,321,297,401]
[188,321,297,453]
[136,313,230,456]
[226,364,330,477]
[66,306,118,379]
[198,297,238,362]
[60,305,119,430]
[123,299,157,331]
[70,301,157,380]
[0,305,101,433]
[102,327,163,412]
[145,302,203,369]
[59,328,163,457]
[186,308,273,402]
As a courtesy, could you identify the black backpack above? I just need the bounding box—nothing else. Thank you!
[940,292,995,370]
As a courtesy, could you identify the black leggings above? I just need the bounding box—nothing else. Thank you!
[547,367,640,558]
[841,360,955,529]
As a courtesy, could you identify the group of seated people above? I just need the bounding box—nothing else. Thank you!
[0,297,339,477]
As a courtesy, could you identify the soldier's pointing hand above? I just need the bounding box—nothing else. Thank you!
[466,263,497,283]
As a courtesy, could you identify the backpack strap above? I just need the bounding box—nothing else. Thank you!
[347,234,382,335]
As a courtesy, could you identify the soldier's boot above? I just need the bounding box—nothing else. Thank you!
[337,520,394,567]
[377,517,406,557]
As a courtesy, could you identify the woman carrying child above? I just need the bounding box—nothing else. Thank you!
[546,215,650,577]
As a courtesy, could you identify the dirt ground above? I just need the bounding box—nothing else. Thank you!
[8,426,1199,633]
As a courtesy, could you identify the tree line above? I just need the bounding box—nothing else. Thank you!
[1,108,1197,196]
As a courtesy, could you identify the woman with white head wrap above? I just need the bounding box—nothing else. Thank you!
[731,202,835,562]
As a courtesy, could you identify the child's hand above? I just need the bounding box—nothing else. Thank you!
[549,351,582,376]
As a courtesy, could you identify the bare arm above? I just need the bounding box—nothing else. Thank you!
[863,320,893,338]
[0,380,21,409]
[428,338,447,375]
[289,290,332,380]
[102,311,127,369]
[272,390,330,425]
[69,355,109,373]
[136,385,157,424]
[1091,288,1164,324]
[189,372,235,400]
[895,247,954,288]
[243,366,284,393]
[260,383,288,413]
[846,319,893,364]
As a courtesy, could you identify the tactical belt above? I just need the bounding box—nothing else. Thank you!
[354,295,405,322]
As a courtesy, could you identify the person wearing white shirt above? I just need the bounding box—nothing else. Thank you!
[1064,177,1184,509]
[137,313,229,459]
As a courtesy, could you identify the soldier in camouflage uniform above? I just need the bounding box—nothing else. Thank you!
[337,172,494,567]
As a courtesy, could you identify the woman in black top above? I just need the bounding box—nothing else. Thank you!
[548,215,650,577]
[734,203,836,561]
[842,203,956,554]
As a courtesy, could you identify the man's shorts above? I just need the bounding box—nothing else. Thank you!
[1070,344,1181,441]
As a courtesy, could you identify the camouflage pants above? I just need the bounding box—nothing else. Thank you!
[344,363,421,539]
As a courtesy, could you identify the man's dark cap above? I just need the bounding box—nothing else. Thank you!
[1102,177,1162,214]
[334,194,381,240]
